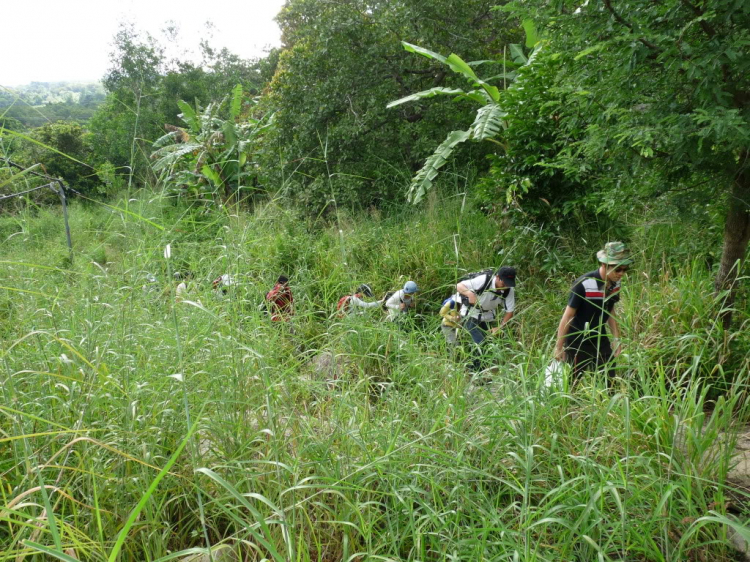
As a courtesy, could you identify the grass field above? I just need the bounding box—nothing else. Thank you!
[1,189,749,561]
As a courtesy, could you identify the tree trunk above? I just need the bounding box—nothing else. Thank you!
[714,154,750,329]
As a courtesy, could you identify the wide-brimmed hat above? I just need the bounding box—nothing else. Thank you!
[597,241,633,265]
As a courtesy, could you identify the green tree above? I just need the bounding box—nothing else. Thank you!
[89,24,278,190]
[89,24,165,187]
[13,121,96,192]
[504,0,750,327]
[260,0,517,211]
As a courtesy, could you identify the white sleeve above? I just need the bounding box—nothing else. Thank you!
[350,295,380,309]
[385,290,402,311]
[504,288,516,313]
[464,274,491,292]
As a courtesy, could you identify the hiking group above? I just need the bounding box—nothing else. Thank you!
[179,241,632,381]
[333,240,632,380]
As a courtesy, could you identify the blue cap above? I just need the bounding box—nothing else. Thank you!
[403,281,418,294]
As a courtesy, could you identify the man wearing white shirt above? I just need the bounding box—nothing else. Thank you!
[456,266,517,370]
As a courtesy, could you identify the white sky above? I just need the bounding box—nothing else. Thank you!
[1,0,285,87]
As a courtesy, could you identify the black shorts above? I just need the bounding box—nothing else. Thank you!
[565,337,613,379]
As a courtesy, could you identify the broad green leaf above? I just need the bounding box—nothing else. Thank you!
[480,82,500,103]
[386,87,466,108]
[401,42,446,64]
[446,54,500,101]
[459,91,491,104]
[223,121,238,148]
[177,100,197,129]
[470,104,506,140]
[230,84,243,120]
[523,19,539,48]
[408,129,471,204]
[510,44,527,65]
[201,164,223,187]
[446,53,479,82]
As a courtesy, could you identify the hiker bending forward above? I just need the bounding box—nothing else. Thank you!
[456,266,517,347]
[554,241,631,380]
[266,275,294,322]
[385,281,418,321]
[457,267,516,373]
[338,284,380,316]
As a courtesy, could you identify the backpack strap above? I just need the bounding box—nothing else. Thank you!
[478,272,495,295]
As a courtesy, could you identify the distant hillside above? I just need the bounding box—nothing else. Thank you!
[0,81,106,129]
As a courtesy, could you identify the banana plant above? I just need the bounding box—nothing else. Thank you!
[152,84,274,203]
[388,34,541,204]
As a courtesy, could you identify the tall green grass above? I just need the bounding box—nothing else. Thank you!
[1,189,748,561]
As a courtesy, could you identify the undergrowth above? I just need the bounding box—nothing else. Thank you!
[1,188,749,561]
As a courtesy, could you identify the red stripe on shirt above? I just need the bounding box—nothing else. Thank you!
[585,291,604,298]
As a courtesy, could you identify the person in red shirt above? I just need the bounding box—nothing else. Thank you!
[265,275,294,321]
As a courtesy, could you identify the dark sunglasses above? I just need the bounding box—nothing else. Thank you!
[614,266,629,273]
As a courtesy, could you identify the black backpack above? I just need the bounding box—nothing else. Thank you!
[457,268,498,307]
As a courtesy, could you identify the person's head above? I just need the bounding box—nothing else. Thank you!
[277,275,289,286]
[403,281,418,295]
[357,283,374,298]
[494,266,517,289]
[597,241,632,283]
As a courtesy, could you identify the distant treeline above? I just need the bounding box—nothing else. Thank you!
[0,81,106,128]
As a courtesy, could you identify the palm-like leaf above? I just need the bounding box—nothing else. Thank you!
[407,129,471,203]
[229,84,243,120]
[470,104,506,140]
[387,87,466,109]
[151,143,202,172]
[177,100,198,131]
[401,42,447,63]
[391,37,544,204]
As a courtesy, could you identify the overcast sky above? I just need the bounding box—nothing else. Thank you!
[1,0,285,87]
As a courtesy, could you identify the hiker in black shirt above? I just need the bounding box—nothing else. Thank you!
[554,242,632,380]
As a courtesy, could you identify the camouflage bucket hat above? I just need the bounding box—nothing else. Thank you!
[596,241,633,265]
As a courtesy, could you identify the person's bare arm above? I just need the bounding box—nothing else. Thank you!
[490,311,514,334]
[554,306,577,361]
[456,282,476,305]
[501,311,514,327]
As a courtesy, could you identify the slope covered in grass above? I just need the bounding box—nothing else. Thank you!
[1,190,749,561]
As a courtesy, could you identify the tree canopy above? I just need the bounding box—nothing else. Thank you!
[258,0,519,209]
